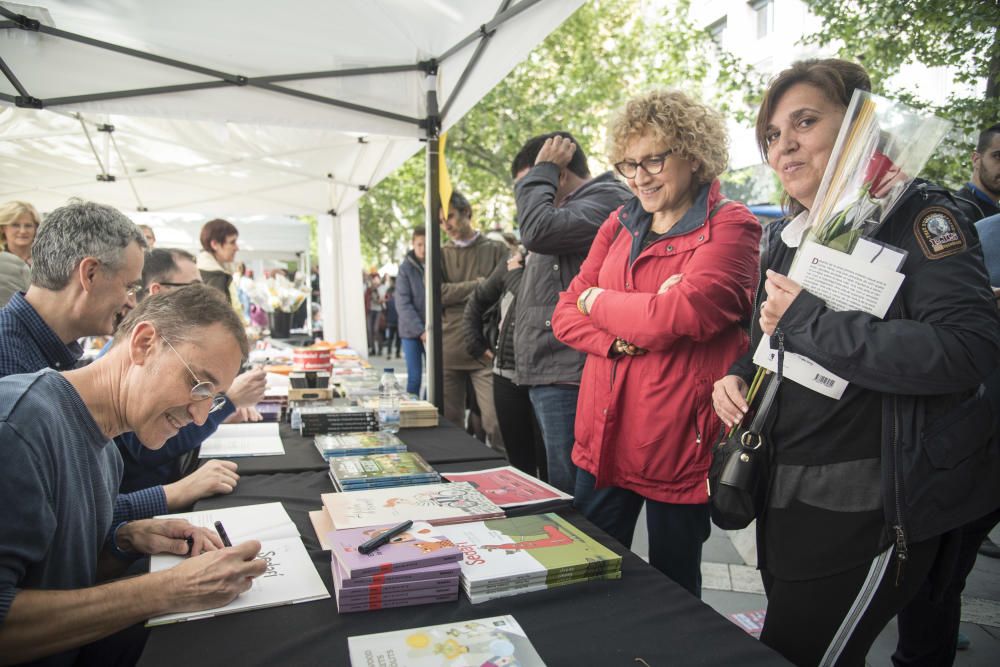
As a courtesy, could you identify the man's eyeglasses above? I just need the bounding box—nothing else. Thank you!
[125,283,143,298]
[613,150,675,179]
[161,336,227,413]
[156,281,199,288]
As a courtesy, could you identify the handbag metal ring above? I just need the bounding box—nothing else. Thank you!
[740,431,763,450]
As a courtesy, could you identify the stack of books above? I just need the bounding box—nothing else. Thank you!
[298,405,379,436]
[321,482,505,530]
[328,452,440,491]
[360,397,439,428]
[313,431,407,459]
[434,513,622,603]
[328,521,461,612]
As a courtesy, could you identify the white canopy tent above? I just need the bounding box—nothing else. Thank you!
[0,0,585,396]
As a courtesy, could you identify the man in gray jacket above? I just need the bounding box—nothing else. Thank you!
[511,133,632,493]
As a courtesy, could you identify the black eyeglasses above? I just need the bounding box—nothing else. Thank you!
[161,336,228,413]
[614,150,674,179]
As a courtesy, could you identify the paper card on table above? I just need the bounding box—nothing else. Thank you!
[199,422,285,458]
[441,466,572,507]
[157,502,300,543]
[347,615,546,667]
[321,482,504,530]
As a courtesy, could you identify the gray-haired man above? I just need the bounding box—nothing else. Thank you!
[0,284,267,665]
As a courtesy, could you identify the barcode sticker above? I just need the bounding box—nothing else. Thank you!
[813,373,835,388]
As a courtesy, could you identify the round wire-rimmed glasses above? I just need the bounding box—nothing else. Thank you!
[160,336,228,413]
[613,149,675,179]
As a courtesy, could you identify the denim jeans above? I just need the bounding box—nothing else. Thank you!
[400,337,424,396]
[574,469,710,597]
[528,384,579,495]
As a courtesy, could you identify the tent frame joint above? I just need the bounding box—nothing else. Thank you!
[417,59,439,75]
[7,12,40,31]
[14,95,42,109]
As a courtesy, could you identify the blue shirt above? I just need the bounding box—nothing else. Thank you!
[0,370,121,667]
[975,213,1000,286]
[0,292,166,523]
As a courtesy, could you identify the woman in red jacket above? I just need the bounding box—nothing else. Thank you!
[551,89,760,596]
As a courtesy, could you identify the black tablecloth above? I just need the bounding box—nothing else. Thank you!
[217,419,503,475]
[139,470,788,666]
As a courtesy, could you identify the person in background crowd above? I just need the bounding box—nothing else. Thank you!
[366,273,384,356]
[711,58,999,666]
[138,223,156,248]
[463,245,547,480]
[235,261,252,321]
[116,247,266,499]
[954,123,1000,222]
[440,191,507,451]
[0,201,255,526]
[197,218,240,307]
[384,280,401,359]
[511,131,632,494]
[553,90,760,598]
[396,227,427,396]
[0,200,40,307]
[0,284,267,665]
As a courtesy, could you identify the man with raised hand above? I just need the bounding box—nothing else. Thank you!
[0,284,267,665]
[510,132,631,493]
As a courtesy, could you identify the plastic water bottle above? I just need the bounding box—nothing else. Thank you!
[378,368,401,433]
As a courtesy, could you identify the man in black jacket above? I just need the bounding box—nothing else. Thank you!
[510,132,631,493]
[954,123,1000,223]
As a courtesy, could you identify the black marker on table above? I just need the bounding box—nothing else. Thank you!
[214,520,233,548]
[358,520,413,555]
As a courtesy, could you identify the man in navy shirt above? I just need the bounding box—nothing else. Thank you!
[0,202,261,523]
[114,247,265,498]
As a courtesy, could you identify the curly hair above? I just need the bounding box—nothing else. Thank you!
[606,89,729,184]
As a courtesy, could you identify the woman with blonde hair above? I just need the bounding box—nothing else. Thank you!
[0,201,40,306]
[551,89,760,596]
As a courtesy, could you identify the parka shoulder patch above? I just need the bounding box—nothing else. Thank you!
[913,206,966,260]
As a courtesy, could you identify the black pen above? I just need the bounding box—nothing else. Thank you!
[214,520,233,548]
[358,520,413,555]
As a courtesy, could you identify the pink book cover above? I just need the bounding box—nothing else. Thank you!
[327,521,461,579]
[441,466,572,507]
[333,564,458,602]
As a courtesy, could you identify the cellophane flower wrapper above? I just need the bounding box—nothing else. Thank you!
[798,90,951,256]
[245,275,307,313]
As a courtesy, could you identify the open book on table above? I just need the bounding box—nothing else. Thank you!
[146,502,329,626]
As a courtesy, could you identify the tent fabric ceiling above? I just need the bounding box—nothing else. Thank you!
[0,0,584,214]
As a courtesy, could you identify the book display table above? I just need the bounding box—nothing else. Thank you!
[140,423,789,666]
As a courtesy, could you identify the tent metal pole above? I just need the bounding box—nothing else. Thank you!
[44,82,231,107]
[252,64,421,83]
[423,67,444,412]
[249,82,421,125]
[0,56,30,98]
[440,0,513,120]
[437,0,545,62]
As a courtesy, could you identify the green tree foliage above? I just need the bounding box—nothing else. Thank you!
[357,0,759,264]
[802,0,1000,187]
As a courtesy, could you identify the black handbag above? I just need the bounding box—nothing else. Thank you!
[708,333,784,530]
